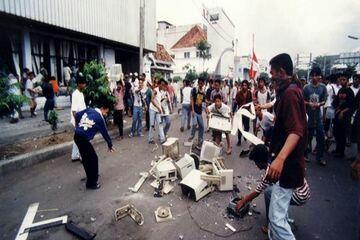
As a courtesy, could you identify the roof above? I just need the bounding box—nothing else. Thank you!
[171,25,207,49]
[153,44,173,63]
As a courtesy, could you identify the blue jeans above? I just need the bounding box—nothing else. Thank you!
[181,104,191,128]
[161,115,171,137]
[148,109,165,143]
[308,120,325,162]
[268,183,295,240]
[131,106,143,135]
[191,112,204,142]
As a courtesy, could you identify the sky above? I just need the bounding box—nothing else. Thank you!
[156,0,360,61]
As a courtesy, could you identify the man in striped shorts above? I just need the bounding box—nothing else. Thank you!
[236,144,310,235]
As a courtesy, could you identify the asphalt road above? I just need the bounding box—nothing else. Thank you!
[0,114,359,240]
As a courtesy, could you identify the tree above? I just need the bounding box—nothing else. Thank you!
[82,61,116,109]
[172,76,182,83]
[259,72,270,83]
[312,56,332,76]
[196,40,211,72]
[0,73,27,118]
[183,64,198,83]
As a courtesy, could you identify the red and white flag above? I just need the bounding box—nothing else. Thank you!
[249,51,259,80]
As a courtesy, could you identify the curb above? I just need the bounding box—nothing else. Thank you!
[0,114,178,175]
[0,124,132,175]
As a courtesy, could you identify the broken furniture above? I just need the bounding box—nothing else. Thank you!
[15,202,68,240]
[150,180,174,195]
[174,153,196,179]
[128,172,149,193]
[155,158,177,181]
[162,137,180,160]
[154,206,173,223]
[65,221,96,240]
[200,141,221,163]
[208,113,232,133]
[180,169,215,201]
[115,204,144,225]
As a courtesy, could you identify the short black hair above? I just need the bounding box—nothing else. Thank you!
[184,79,190,86]
[242,80,250,87]
[214,79,221,85]
[50,76,56,80]
[213,94,222,101]
[208,79,214,85]
[269,53,293,76]
[337,71,350,79]
[249,144,269,166]
[258,77,266,84]
[198,77,205,83]
[76,75,86,84]
[159,78,167,84]
[98,98,112,110]
[310,66,322,77]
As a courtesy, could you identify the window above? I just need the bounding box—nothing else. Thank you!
[184,52,190,58]
[210,14,219,22]
[196,51,200,58]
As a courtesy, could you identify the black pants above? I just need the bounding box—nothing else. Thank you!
[74,133,99,187]
[44,98,55,121]
[238,116,250,144]
[334,116,350,155]
[113,109,123,136]
[145,109,150,131]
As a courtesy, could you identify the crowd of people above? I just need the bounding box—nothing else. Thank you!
[4,53,360,239]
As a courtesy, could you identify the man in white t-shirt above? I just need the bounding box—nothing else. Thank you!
[160,79,173,137]
[230,81,239,113]
[129,78,147,137]
[25,72,38,117]
[148,80,166,144]
[63,63,72,86]
[71,76,87,161]
[351,74,359,98]
[255,106,274,145]
[180,80,192,132]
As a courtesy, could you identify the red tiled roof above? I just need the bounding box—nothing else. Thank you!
[154,44,173,63]
[171,25,207,49]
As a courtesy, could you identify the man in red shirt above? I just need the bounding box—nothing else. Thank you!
[266,53,307,240]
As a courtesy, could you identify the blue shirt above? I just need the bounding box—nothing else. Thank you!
[75,108,113,149]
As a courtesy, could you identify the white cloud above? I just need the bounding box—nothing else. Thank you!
[156,0,360,60]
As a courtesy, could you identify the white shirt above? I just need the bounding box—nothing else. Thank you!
[351,85,359,97]
[71,89,86,126]
[182,86,192,104]
[150,87,162,112]
[133,87,146,107]
[63,66,72,81]
[230,86,238,100]
[258,112,275,131]
[256,89,270,106]
[25,79,34,98]
[208,103,231,118]
[160,90,171,116]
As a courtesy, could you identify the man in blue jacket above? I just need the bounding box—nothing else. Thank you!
[74,100,115,190]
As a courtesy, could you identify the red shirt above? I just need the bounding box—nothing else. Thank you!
[270,83,307,189]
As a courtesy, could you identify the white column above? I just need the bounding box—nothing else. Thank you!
[22,29,32,70]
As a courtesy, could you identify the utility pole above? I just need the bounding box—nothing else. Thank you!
[323,54,327,76]
[139,0,145,74]
[307,53,312,81]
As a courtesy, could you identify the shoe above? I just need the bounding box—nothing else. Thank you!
[86,183,101,190]
[180,127,184,132]
[128,133,134,138]
[149,140,155,144]
[188,136,194,142]
[139,133,144,137]
[71,158,81,162]
[187,126,191,130]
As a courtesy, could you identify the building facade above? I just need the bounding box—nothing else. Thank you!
[0,0,156,84]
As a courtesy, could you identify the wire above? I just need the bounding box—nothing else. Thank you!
[185,195,253,238]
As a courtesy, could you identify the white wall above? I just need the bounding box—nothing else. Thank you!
[0,0,156,51]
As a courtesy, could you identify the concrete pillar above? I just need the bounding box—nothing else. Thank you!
[98,44,104,62]
[22,29,32,70]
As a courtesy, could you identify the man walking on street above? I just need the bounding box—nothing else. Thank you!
[148,80,166,144]
[129,78,146,137]
[42,77,55,122]
[74,101,115,190]
[160,79,172,137]
[71,76,87,162]
[267,53,307,240]
[180,80,192,132]
[303,67,327,165]
[189,77,206,145]
[25,72,37,117]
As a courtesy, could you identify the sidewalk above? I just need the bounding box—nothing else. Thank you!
[0,107,73,147]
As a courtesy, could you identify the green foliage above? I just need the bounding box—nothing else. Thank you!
[184,65,198,83]
[82,61,115,109]
[48,110,58,131]
[172,76,182,83]
[312,56,332,76]
[0,74,27,117]
[153,72,164,81]
[196,40,212,61]
[199,71,209,80]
